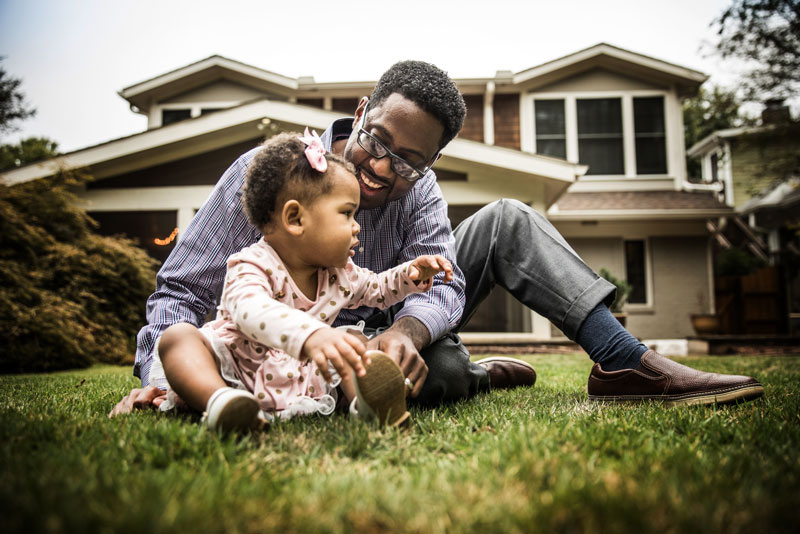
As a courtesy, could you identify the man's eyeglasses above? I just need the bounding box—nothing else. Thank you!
[356,107,438,182]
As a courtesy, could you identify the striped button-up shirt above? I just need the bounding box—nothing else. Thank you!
[134,118,465,386]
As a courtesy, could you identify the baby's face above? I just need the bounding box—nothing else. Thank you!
[300,165,361,268]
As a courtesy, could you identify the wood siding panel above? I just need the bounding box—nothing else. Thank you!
[88,139,262,189]
[459,95,484,142]
[332,98,360,114]
[493,94,520,149]
[297,98,323,108]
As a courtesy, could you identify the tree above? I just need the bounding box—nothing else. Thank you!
[0,136,59,172]
[0,62,159,373]
[0,59,35,135]
[683,85,754,180]
[712,0,800,99]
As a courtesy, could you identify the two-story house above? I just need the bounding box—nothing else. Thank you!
[1,43,729,340]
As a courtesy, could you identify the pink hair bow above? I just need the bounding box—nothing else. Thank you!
[298,127,327,172]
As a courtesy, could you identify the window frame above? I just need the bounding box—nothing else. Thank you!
[523,90,673,179]
[623,237,653,309]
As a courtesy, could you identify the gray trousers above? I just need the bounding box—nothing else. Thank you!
[365,199,615,406]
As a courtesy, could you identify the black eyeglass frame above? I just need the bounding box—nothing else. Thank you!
[355,106,439,183]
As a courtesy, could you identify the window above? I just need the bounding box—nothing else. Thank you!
[633,97,667,174]
[534,99,566,159]
[162,109,191,126]
[528,92,670,177]
[577,98,624,175]
[624,240,647,304]
[710,153,719,183]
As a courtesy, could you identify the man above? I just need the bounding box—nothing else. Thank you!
[110,61,762,417]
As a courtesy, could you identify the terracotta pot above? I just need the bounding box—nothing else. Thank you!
[691,314,720,335]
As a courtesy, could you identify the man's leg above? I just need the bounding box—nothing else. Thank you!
[454,199,762,405]
[454,199,645,369]
[453,198,615,339]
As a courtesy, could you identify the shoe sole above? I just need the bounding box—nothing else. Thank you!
[210,394,263,433]
[589,384,764,405]
[352,350,410,427]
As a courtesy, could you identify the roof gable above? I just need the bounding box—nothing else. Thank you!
[513,43,707,96]
[119,55,299,113]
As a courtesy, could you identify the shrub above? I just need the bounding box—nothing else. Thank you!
[599,268,632,313]
[0,171,158,373]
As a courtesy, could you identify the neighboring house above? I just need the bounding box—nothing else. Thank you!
[687,102,800,335]
[1,43,727,340]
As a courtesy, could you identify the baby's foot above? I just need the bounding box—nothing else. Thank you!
[203,387,266,433]
[350,350,410,427]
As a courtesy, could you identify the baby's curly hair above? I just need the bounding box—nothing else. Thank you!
[370,60,466,149]
[242,132,355,230]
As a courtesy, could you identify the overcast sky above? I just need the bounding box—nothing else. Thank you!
[1,0,741,153]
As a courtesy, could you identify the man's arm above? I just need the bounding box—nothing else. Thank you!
[369,316,431,397]
[367,176,465,396]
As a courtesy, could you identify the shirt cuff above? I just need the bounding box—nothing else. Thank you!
[394,303,451,342]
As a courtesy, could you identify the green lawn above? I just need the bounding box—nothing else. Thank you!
[1,353,798,534]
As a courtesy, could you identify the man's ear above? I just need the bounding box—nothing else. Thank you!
[281,200,304,236]
[353,97,369,128]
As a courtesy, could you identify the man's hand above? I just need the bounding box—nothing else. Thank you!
[367,317,430,398]
[408,254,453,291]
[108,386,167,418]
[301,328,369,383]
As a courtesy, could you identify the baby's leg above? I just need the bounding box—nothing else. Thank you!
[339,371,356,402]
[159,323,227,413]
[337,326,366,402]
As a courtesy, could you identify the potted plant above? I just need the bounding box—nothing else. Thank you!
[690,290,720,335]
[599,268,632,327]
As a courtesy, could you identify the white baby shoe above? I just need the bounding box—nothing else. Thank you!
[203,387,265,433]
[350,350,410,427]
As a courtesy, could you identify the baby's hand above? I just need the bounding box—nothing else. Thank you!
[408,254,454,291]
[300,328,369,382]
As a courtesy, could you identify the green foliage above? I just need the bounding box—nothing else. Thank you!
[599,268,632,312]
[1,355,799,533]
[0,59,35,135]
[0,172,158,373]
[711,0,800,99]
[0,136,59,171]
[715,247,766,276]
[683,86,754,180]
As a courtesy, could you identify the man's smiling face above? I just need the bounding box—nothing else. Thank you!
[343,93,444,210]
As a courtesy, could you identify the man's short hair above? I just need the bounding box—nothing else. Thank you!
[370,60,466,149]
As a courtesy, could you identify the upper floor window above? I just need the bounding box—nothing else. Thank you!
[633,97,667,174]
[531,94,668,176]
[577,98,624,175]
[534,99,566,159]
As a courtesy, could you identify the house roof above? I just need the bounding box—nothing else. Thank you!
[118,43,708,115]
[686,125,770,157]
[548,190,732,220]
[119,55,301,112]
[512,43,707,95]
[0,98,584,202]
[738,177,800,214]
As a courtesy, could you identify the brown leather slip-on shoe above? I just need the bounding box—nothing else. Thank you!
[476,357,536,390]
[587,350,764,405]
